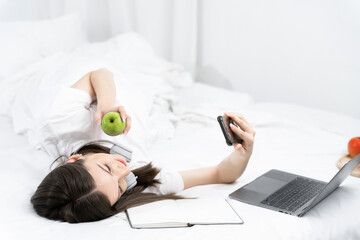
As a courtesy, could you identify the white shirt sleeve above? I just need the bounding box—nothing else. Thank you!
[143,167,184,195]
[39,86,102,158]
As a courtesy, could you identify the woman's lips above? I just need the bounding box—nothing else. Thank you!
[115,158,127,166]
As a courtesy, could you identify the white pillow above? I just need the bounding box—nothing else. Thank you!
[0,13,87,80]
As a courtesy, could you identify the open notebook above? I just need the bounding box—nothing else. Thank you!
[125,198,243,229]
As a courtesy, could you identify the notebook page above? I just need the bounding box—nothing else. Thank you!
[177,198,243,224]
[126,200,187,226]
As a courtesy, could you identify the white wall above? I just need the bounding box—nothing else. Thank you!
[197,0,360,118]
[1,0,359,118]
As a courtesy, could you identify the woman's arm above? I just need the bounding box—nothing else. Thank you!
[71,68,131,134]
[180,112,255,189]
[71,68,115,106]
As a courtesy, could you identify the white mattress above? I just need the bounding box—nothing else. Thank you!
[1,33,360,240]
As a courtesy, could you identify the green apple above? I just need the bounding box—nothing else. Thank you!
[101,112,126,136]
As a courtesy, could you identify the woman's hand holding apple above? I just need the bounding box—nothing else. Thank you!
[95,105,132,136]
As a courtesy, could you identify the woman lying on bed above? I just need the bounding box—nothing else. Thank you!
[30,68,256,223]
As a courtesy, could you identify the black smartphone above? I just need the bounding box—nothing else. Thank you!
[217,115,243,146]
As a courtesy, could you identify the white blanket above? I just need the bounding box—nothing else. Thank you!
[1,33,359,240]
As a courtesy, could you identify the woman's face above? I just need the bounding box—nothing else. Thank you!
[81,153,131,205]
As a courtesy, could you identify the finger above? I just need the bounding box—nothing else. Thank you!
[117,106,127,121]
[233,143,243,151]
[224,112,249,128]
[235,113,249,124]
[229,123,245,139]
[95,111,103,125]
[106,106,127,120]
[230,123,255,147]
[231,116,254,134]
[123,115,131,135]
[225,112,249,124]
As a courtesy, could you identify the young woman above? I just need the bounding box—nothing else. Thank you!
[30,68,256,223]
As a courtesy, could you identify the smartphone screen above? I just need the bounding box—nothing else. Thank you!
[217,116,243,146]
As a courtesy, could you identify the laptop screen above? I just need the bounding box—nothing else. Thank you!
[303,154,360,214]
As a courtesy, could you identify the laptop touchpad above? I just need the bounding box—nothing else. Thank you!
[245,176,287,195]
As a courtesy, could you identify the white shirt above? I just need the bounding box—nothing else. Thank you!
[36,85,184,195]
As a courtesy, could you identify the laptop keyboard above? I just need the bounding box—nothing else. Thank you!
[261,177,325,212]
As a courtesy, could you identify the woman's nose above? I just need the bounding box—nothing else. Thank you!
[113,163,130,178]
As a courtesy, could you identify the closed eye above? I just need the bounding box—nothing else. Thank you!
[103,163,123,199]
[97,163,112,176]
[104,163,112,173]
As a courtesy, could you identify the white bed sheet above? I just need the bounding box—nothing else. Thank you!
[1,33,360,240]
[1,83,360,240]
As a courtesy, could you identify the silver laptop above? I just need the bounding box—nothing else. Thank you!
[229,155,360,217]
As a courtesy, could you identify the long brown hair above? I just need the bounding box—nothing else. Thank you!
[31,144,183,223]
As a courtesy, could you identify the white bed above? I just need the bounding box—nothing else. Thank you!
[1,15,360,240]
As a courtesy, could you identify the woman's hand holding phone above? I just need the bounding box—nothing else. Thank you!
[223,112,255,155]
[216,112,256,183]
